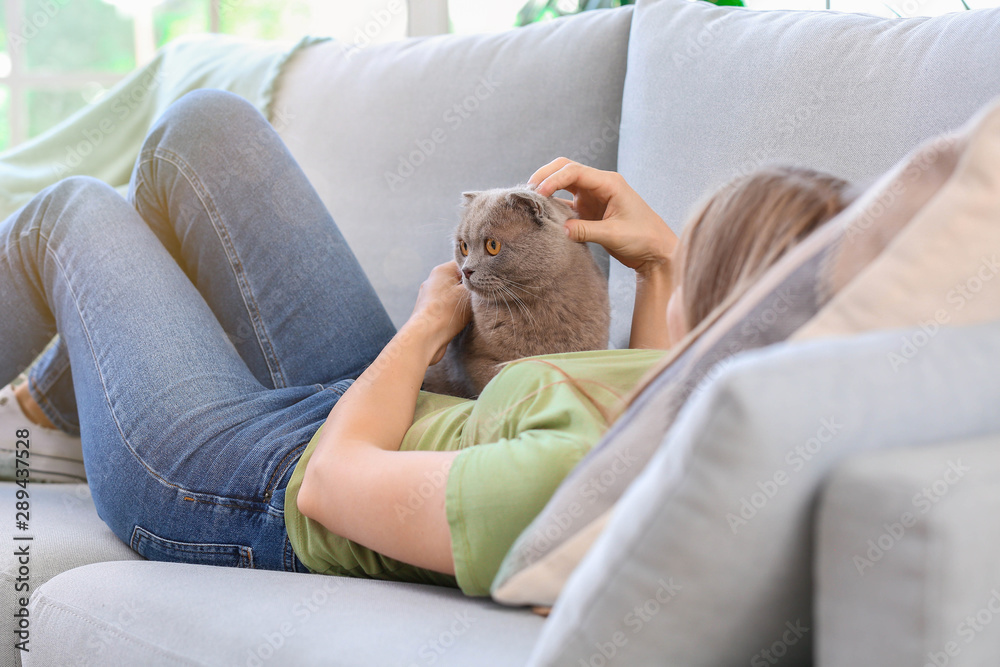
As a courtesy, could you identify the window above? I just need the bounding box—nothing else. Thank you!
[0,0,409,151]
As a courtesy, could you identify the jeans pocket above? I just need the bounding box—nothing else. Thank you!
[130,525,254,568]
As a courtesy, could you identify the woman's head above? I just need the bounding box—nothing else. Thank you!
[667,165,852,339]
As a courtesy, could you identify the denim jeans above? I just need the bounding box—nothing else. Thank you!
[0,90,396,572]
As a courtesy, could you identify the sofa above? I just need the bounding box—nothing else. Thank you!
[4,1,1000,664]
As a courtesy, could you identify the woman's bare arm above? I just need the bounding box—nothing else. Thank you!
[297,262,471,575]
[630,263,674,349]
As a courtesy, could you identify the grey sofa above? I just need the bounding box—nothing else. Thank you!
[4,1,1000,664]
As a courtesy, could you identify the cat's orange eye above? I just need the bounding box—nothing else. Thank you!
[459,240,469,256]
[485,238,501,256]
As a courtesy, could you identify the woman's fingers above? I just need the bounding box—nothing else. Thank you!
[412,262,471,345]
[527,157,574,188]
[542,163,622,200]
[563,217,621,248]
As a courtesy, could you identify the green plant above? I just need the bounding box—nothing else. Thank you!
[516,0,743,26]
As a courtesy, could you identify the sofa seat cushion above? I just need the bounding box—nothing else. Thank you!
[24,561,544,666]
[1,481,143,667]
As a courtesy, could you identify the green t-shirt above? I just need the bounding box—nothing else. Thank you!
[283,347,667,596]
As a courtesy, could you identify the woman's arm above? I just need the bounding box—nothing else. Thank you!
[529,158,678,350]
[297,262,471,575]
[630,263,674,349]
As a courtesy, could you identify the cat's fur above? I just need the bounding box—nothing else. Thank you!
[421,185,611,399]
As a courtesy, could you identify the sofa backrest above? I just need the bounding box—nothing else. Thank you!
[273,7,633,327]
[609,0,1000,347]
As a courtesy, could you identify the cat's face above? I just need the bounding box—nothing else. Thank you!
[454,186,576,300]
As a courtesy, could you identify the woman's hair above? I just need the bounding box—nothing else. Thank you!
[675,165,852,330]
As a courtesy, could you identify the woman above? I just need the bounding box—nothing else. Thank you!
[1,90,850,595]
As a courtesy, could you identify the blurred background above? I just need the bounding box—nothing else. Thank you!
[1,0,998,153]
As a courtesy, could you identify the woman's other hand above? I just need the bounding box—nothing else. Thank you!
[407,261,472,364]
[529,158,678,277]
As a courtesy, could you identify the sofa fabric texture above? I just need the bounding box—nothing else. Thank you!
[816,434,1000,667]
[0,484,143,667]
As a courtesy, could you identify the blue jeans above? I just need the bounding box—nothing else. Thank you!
[0,90,396,572]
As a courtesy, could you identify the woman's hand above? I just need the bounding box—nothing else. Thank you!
[529,158,678,276]
[407,261,472,364]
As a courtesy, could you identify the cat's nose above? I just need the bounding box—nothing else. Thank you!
[463,268,475,279]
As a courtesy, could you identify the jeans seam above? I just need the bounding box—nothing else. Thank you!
[137,147,288,390]
[268,380,353,512]
[128,173,147,211]
[33,228,273,508]
[264,442,306,497]
[35,229,145,480]
[131,525,254,568]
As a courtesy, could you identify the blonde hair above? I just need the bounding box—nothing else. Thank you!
[675,165,851,330]
[613,165,852,420]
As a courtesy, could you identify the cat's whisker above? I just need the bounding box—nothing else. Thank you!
[497,282,533,330]
[487,286,502,331]
[512,294,536,330]
[510,291,535,325]
[498,277,543,294]
[497,284,518,329]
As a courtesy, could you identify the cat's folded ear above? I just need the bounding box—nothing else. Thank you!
[461,191,481,205]
[506,190,549,225]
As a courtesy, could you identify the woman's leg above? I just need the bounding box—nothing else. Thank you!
[2,175,346,571]
[23,89,396,431]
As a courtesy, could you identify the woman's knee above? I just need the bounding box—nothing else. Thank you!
[140,89,282,179]
[42,176,127,218]
[35,176,136,243]
[151,89,270,148]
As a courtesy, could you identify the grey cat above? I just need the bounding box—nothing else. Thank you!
[421,184,611,399]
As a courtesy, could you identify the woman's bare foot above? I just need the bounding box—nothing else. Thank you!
[14,382,58,430]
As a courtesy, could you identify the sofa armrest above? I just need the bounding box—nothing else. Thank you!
[816,433,1000,667]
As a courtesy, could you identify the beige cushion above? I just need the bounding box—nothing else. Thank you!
[795,101,1000,341]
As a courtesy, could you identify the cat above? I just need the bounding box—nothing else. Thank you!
[421,184,611,399]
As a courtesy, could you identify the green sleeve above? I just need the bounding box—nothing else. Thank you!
[446,429,591,596]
